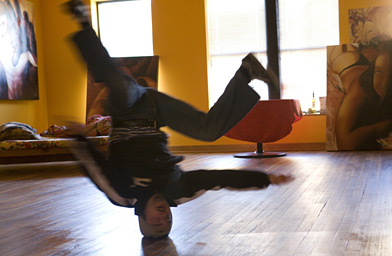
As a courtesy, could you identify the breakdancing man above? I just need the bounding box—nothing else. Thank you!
[65,0,293,239]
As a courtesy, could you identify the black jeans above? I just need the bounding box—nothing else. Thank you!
[72,27,260,142]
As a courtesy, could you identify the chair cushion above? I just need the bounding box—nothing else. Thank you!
[225,99,302,143]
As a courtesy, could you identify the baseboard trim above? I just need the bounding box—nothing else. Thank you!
[263,142,326,151]
[169,143,326,153]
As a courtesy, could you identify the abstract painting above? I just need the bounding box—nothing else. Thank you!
[0,0,38,100]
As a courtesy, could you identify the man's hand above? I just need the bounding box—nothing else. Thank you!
[269,173,294,185]
[131,177,152,187]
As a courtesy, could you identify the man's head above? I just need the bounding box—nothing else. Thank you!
[138,193,172,238]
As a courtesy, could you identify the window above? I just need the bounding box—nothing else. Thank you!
[207,0,268,107]
[278,0,339,110]
[96,0,153,57]
[207,0,339,110]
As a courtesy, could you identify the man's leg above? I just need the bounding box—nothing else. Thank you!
[66,0,273,141]
[149,63,262,141]
[179,169,272,192]
[162,168,293,204]
[67,0,145,111]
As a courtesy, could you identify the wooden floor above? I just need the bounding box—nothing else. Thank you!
[1,151,391,256]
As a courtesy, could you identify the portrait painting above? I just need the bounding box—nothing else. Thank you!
[0,0,38,100]
[86,56,159,119]
[326,41,392,151]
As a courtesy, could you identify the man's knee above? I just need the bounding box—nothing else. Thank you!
[194,130,222,142]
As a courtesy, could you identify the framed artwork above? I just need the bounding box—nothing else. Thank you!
[0,0,38,100]
[86,56,159,119]
[326,41,392,151]
[349,6,392,43]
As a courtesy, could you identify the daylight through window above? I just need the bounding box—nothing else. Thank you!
[207,0,339,110]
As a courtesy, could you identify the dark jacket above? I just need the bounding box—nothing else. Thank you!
[75,136,271,212]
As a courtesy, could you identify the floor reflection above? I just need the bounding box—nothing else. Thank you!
[141,237,178,256]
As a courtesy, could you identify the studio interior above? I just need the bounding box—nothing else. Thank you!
[1,0,392,255]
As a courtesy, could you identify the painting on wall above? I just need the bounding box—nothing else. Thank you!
[325,5,392,151]
[86,56,159,119]
[349,6,392,43]
[0,0,38,100]
[326,41,392,151]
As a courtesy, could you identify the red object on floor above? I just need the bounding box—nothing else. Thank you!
[225,99,303,158]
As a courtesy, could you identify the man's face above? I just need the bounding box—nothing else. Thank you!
[144,193,172,228]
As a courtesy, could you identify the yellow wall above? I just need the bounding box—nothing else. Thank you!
[0,0,328,146]
[41,0,88,127]
[150,0,213,146]
[5,0,387,146]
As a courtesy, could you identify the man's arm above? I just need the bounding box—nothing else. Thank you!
[70,136,145,208]
[165,169,293,205]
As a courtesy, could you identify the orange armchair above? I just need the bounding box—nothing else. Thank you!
[225,99,302,158]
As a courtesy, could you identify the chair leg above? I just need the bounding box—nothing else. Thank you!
[233,143,286,158]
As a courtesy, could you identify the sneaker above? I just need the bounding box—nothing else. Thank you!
[63,0,90,23]
[241,53,275,82]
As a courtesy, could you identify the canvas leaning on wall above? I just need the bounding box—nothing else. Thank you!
[86,56,159,119]
[326,41,392,151]
[349,6,392,44]
[0,0,38,100]
[326,5,392,151]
